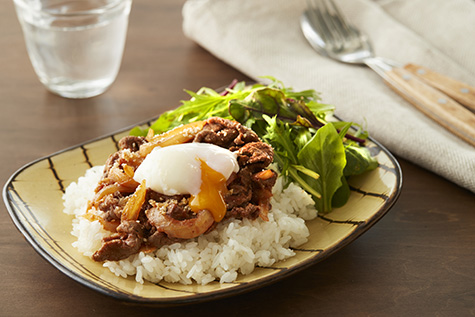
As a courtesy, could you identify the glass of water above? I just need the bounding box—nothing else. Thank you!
[13,0,132,99]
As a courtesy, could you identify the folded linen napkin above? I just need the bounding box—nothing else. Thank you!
[182,0,475,193]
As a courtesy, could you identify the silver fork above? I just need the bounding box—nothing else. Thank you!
[301,0,475,147]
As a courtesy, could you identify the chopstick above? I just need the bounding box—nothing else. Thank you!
[404,63,475,112]
[384,66,475,147]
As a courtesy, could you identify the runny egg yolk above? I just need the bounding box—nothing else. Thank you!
[190,159,228,222]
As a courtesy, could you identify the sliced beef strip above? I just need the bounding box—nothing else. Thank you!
[92,220,145,262]
[224,167,278,220]
[193,117,260,151]
[147,190,188,205]
[146,229,181,249]
[102,151,121,180]
[145,198,196,226]
[118,136,145,152]
[98,192,126,223]
[224,167,253,210]
[141,190,193,221]
[250,169,278,212]
[251,170,278,199]
[165,201,194,221]
[237,141,274,170]
[224,204,260,220]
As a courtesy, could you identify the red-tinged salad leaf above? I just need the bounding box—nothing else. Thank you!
[130,77,378,214]
[229,87,323,129]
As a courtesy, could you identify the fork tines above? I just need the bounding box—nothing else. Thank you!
[306,0,359,49]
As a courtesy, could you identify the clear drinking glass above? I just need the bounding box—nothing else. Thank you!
[13,0,132,99]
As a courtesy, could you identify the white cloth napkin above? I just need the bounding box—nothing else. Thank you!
[182,0,475,193]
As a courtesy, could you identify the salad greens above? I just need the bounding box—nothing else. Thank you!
[130,77,377,214]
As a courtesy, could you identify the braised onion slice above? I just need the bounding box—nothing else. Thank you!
[121,180,147,221]
[139,121,205,157]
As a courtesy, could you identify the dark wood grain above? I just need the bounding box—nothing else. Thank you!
[1,0,474,315]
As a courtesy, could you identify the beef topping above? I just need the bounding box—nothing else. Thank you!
[90,117,277,262]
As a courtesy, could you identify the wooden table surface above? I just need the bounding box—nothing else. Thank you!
[1,1,474,316]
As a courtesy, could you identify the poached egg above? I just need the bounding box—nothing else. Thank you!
[133,143,239,222]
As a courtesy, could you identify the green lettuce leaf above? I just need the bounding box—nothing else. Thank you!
[344,145,378,176]
[297,123,347,213]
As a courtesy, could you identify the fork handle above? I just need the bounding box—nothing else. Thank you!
[403,63,475,112]
[383,67,475,147]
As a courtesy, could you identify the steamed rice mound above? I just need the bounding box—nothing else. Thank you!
[63,165,317,285]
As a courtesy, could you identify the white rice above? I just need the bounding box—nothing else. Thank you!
[63,165,317,285]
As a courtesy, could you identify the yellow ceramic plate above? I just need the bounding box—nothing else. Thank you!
[3,117,402,305]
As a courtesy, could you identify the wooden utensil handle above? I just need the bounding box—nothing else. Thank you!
[384,67,475,147]
[404,63,475,112]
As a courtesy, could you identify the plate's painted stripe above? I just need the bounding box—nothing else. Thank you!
[153,283,198,293]
[80,145,94,168]
[47,157,65,193]
[110,135,120,151]
[317,214,364,225]
[377,163,397,173]
[349,186,389,200]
